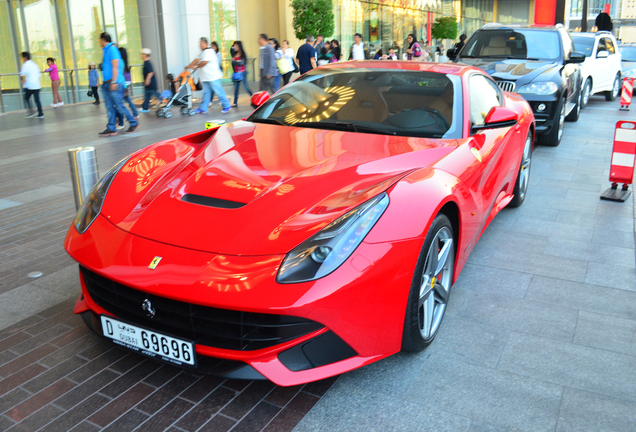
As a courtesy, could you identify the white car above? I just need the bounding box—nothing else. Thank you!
[571,31,622,108]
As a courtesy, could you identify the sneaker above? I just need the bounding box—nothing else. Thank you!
[194,109,204,114]
[58,101,64,106]
[92,101,100,105]
[125,125,138,133]
[221,107,231,114]
[51,103,57,108]
[116,124,125,130]
[98,129,117,137]
[25,112,37,118]
[36,115,44,119]
[232,103,238,108]
[139,109,149,113]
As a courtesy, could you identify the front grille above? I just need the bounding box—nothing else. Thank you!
[496,80,516,92]
[81,267,323,351]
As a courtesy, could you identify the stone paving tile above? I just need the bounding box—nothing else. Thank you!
[199,414,236,432]
[174,386,235,431]
[556,387,636,432]
[573,311,636,357]
[101,409,149,432]
[88,382,155,427]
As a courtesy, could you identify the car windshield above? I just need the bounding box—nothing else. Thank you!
[571,36,595,57]
[462,29,561,61]
[620,46,636,61]
[247,69,462,139]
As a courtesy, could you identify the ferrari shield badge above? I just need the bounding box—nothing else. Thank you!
[148,256,162,270]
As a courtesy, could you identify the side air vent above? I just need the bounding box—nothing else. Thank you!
[182,194,246,209]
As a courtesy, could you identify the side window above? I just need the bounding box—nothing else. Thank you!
[598,38,607,53]
[469,75,502,126]
[605,38,616,54]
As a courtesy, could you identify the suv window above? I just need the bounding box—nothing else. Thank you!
[598,38,607,53]
[571,36,595,57]
[469,75,501,126]
[462,29,561,61]
[605,37,616,54]
[560,30,573,58]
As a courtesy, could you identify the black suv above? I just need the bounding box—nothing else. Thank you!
[450,24,585,146]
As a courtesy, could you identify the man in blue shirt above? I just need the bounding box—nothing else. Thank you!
[98,32,138,136]
[296,35,317,75]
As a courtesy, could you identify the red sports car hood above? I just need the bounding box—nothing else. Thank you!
[102,122,458,255]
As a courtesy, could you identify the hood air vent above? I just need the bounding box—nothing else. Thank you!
[182,194,246,209]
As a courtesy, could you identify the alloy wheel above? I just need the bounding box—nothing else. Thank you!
[583,80,591,106]
[418,227,454,341]
[613,77,620,98]
[518,134,532,200]
[557,100,565,142]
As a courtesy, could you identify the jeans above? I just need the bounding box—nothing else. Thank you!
[142,87,161,110]
[102,83,137,132]
[91,86,100,103]
[24,89,43,116]
[232,72,252,105]
[199,80,230,112]
[274,74,281,92]
[117,94,138,125]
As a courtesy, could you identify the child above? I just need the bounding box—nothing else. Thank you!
[45,57,63,107]
[88,62,99,105]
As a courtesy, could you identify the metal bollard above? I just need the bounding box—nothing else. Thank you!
[68,147,99,210]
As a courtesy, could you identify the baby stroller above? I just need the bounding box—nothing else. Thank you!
[157,70,196,118]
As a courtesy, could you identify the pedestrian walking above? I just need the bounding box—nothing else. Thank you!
[19,52,43,119]
[97,32,138,136]
[281,40,295,85]
[296,35,317,75]
[210,41,224,105]
[258,34,277,95]
[44,57,63,108]
[350,33,365,60]
[140,48,161,112]
[116,47,138,129]
[406,34,423,60]
[268,38,284,91]
[231,40,252,107]
[186,37,231,114]
[88,62,100,105]
[330,40,342,62]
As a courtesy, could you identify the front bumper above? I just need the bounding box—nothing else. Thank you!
[65,214,421,386]
[518,94,560,134]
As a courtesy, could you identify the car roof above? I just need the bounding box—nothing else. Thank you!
[572,31,614,38]
[480,23,562,31]
[316,60,477,76]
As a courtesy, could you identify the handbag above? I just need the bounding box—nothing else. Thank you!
[231,71,243,81]
[277,57,291,75]
[87,88,93,97]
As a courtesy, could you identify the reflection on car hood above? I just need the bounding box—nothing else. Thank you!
[458,58,559,85]
[101,121,459,255]
[622,60,636,72]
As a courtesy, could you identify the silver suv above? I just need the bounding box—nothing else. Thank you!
[571,31,622,108]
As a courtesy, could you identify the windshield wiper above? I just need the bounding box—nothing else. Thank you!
[249,118,286,126]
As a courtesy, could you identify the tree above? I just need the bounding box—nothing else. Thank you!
[291,0,334,40]
[431,16,458,41]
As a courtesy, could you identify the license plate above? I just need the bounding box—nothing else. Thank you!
[100,315,196,369]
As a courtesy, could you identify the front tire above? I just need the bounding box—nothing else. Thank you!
[605,74,620,101]
[539,96,565,147]
[402,214,455,352]
[509,131,533,208]
[581,78,591,108]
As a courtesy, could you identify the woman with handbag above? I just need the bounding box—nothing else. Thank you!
[88,62,99,105]
[231,41,252,107]
[406,34,423,61]
[281,40,296,85]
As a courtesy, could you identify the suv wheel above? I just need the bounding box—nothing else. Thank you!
[566,87,581,122]
[539,96,565,147]
[581,78,591,108]
[605,74,621,101]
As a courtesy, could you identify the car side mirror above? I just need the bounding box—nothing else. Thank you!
[597,50,609,58]
[472,106,518,133]
[251,91,269,109]
[567,51,586,64]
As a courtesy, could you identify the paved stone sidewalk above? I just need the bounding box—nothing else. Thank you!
[295,97,636,431]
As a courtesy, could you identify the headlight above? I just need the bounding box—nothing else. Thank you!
[518,82,558,95]
[623,69,636,78]
[277,193,390,283]
[74,157,128,233]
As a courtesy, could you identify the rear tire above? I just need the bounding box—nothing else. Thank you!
[402,214,455,352]
[509,131,533,208]
[605,74,620,101]
[581,78,591,108]
[539,96,565,147]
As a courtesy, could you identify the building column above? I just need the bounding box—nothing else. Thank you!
[137,0,167,91]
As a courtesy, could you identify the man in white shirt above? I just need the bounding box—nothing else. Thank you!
[19,52,43,118]
[350,33,365,61]
[186,37,231,114]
